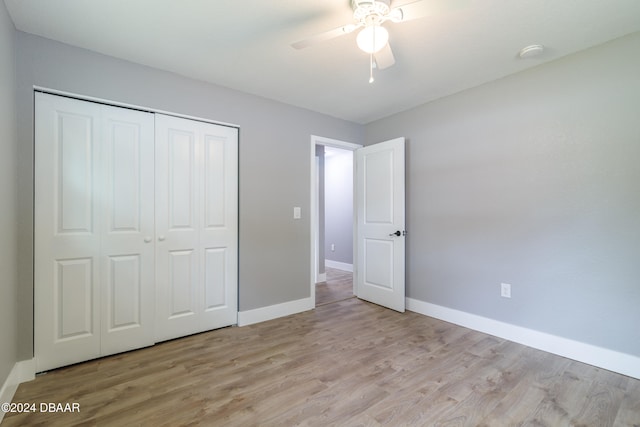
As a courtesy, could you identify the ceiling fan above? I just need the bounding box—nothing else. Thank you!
[292,0,468,82]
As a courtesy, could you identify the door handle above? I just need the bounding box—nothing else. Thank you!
[143,236,152,243]
[158,235,166,242]
[389,230,401,237]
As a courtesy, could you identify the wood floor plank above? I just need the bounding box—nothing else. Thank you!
[431,342,528,425]
[571,380,625,427]
[614,378,640,427]
[5,296,640,426]
[316,267,354,306]
[480,348,571,425]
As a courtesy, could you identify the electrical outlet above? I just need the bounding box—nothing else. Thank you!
[501,283,511,298]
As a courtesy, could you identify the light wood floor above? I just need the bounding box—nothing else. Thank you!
[315,267,354,306]
[5,296,640,426]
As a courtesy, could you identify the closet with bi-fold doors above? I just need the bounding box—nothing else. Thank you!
[34,92,238,372]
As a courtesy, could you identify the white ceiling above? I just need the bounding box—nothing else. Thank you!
[5,0,640,124]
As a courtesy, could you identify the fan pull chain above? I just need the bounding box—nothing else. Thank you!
[369,52,375,83]
[369,22,375,83]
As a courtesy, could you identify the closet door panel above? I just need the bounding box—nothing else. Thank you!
[155,115,201,341]
[55,258,95,338]
[35,95,156,371]
[155,115,238,341]
[168,130,197,229]
[204,136,226,227]
[100,106,155,355]
[204,248,226,308]
[57,114,94,233]
[106,255,141,325]
[35,93,101,372]
[200,127,238,329]
[168,249,197,315]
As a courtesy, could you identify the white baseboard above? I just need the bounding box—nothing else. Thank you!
[0,359,36,423]
[407,298,640,380]
[238,297,313,327]
[317,273,327,283]
[325,260,353,272]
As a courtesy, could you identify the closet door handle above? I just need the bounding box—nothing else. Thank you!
[144,236,152,243]
[158,235,166,242]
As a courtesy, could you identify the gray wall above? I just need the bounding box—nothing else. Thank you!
[15,32,363,359]
[325,149,353,265]
[366,32,640,356]
[0,0,18,386]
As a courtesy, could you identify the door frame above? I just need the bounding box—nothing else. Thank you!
[309,135,362,308]
[33,86,240,129]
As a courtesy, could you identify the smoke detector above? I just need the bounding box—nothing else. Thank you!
[519,44,545,58]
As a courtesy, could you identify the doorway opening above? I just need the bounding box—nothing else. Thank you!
[316,267,354,306]
[310,136,362,308]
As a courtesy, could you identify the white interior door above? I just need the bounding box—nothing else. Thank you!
[356,137,406,312]
[199,124,238,330]
[35,93,102,372]
[155,114,238,342]
[35,93,155,371]
[99,105,155,355]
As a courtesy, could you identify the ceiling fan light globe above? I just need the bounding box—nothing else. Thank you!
[357,25,389,53]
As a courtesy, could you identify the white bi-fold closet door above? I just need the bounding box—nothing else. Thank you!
[34,92,238,372]
[154,114,238,342]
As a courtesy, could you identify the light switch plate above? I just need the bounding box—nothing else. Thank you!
[293,207,301,219]
[501,283,511,298]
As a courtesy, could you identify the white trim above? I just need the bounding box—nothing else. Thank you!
[325,260,353,272]
[314,157,320,284]
[311,135,362,150]
[17,359,35,383]
[0,359,36,423]
[407,298,640,380]
[310,135,361,309]
[310,143,318,307]
[238,298,313,327]
[33,86,240,129]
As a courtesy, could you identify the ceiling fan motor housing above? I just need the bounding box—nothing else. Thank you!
[352,0,391,22]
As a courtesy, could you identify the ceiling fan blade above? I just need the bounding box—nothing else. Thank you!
[374,43,395,70]
[392,0,470,22]
[292,24,357,50]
